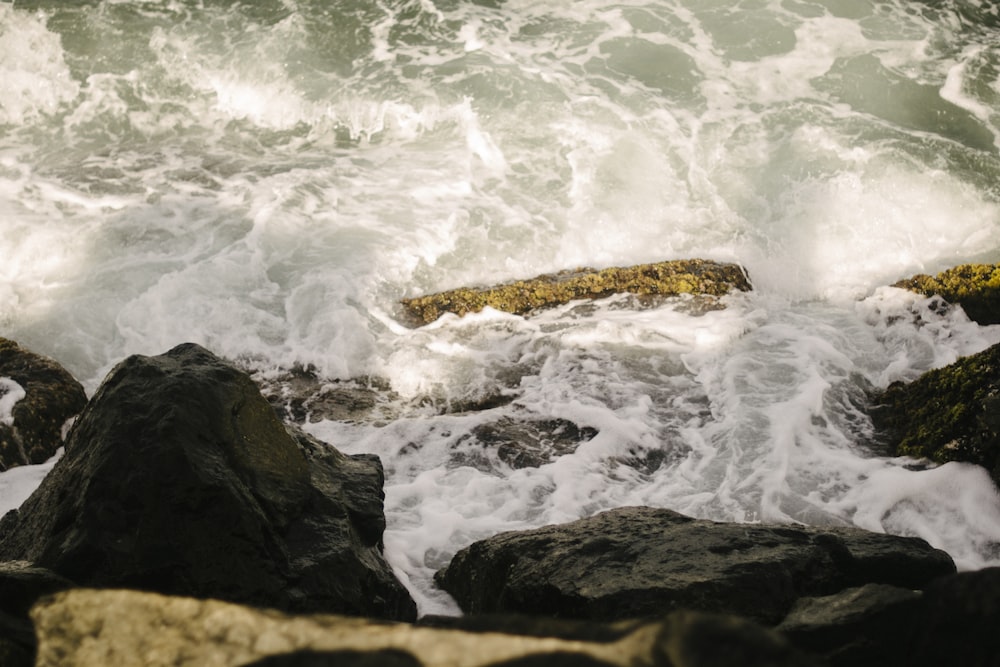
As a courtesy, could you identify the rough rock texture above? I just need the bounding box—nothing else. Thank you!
[400,259,752,325]
[872,342,1000,482]
[457,417,599,470]
[0,562,72,667]
[436,506,955,625]
[905,567,1000,667]
[776,584,921,667]
[0,343,416,621]
[0,338,87,471]
[260,367,400,425]
[894,263,1000,325]
[30,588,817,667]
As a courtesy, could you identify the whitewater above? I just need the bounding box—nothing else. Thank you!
[2,0,1000,614]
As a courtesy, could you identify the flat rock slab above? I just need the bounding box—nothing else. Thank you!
[436,506,955,625]
[0,343,415,621]
[893,263,1000,325]
[30,588,816,667]
[400,259,752,325]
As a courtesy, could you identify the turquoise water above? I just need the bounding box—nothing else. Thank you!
[2,0,1000,613]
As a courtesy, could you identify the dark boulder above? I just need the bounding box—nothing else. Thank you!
[894,263,1000,325]
[904,567,1000,667]
[0,343,416,621]
[0,338,87,471]
[435,506,954,625]
[776,583,921,667]
[0,562,72,667]
[872,342,1000,483]
[400,259,752,325]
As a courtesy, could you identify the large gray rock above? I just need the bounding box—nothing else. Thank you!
[30,588,817,667]
[436,506,955,625]
[0,337,86,471]
[0,343,416,621]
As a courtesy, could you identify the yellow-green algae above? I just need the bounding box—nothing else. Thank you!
[400,259,752,326]
[894,263,1000,325]
[873,343,1000,484]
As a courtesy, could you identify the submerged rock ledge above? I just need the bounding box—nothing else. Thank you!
[400,259,752,325]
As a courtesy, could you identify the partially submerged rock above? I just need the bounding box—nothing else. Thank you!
[0,343,416,621]
[0,338,86,472]
[456,417,599,470]
[259,367,400,424]
[893,263,1000,325]
[30,588,816,667]
[872,342,1000,483]
[436,506,954,626]
[400,259,752,325]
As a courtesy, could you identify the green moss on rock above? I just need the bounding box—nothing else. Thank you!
[872,343,1000,483]
[400,259,752,326]
[894,264,1000,325]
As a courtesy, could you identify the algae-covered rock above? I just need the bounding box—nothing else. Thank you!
[401,259,752,325]
[893,263,1000,325]
[872,343,1000,482]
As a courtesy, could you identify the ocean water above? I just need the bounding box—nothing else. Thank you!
[2,0,1000,614]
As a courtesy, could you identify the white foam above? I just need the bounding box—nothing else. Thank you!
[0,6,80,126]
[0,377,25,426]
[0,453,60,516]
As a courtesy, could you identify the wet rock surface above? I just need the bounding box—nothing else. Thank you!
[435,506,955,626]
[0,338,87,472]
[894,263,1000,325]
[30,588,816,667]
[457,417,599,470]
[872,342,1000,483]
[0,343,415,621]
[400,259,752,326]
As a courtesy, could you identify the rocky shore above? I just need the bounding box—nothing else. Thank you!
[1,261,999,666]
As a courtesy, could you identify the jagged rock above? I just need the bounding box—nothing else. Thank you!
[894,263,1000,325]
[872,342,1000,483]
[435,506,954,626]
[456,417,599,470]
[0,338,87,471]
[0,562,72,667]
[0,343,416,621]
[400,259,752,325]
[776,584,921,667]
[904,567,1000,667]
[30,588,817,667]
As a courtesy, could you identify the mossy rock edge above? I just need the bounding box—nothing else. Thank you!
[872,343,1000,484]
[401,259,752,326]
[893,263,1000,325]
